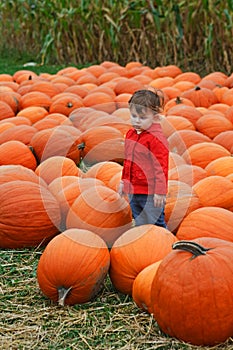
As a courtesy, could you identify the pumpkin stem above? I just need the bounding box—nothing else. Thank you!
[58,286,72,306]
[175,96,182,104]
[28,145,40,165]
[172,240,212,259]
[77,142,85,150]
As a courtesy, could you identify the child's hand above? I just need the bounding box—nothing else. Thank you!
[118,181,124,196]
[154,194,166,207]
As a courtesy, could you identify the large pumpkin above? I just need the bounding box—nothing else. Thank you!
[193,175,233,210]
[66,185,132,247]
[29,127,81,163]
[176,206,233,243]
[0,180,61,248]
[182,141,230,168]
[84,161,123,187]
[55,178,104,230]
[165,180,201,233]
[151,237,233,346]
[37,228,110,305]
[76,126,125,165]
[109,224,177,295]
[0,164,47,187]
[35,155,80,184]
[0,140,37,170]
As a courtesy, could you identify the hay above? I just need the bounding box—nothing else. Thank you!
[0,249,233,350]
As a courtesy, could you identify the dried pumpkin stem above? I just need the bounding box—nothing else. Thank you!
[172,240,212,258]
[77,142,85,150]
[58,286,72,306]
[175,96,182,104]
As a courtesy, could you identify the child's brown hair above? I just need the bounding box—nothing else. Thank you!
[128,89,164,115]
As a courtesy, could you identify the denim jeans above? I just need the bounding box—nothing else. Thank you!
[128,194,167,228]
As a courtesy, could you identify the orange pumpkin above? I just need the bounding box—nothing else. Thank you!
[30,127,81,163]
[37,228,110,305]
[181,86,218,108]
[28,80,61,98]
[213,130,233,152]
[165,180,201,233]
[176,206,233,242]
[0,100,15,120]
[0,91,20,113]
[0,124,37,145]
[168,163,207,186]
[205,156,233,177]
[165,104,203,127]
[164,96,195,114]
[169,152,186,170]
[132,260,162,314]
[193,175,233,210]
[35,155,80,184]
[66,185,132,248]
[182,141,230,168]
[0,180,61,248]
[49,93,84,116]
[76,126,125,165]
[84,161,122,186]
[83,91,116,114]
[55,178,104,229]
[168,129,211,155]
[154,65,182,78]
[0,116,32,126]
[151,237,233,346]
[19,91,52,110]
[48,175,83,196]
[173,71,201,84]
[0,164,47,187]
[17,106,49,124]
[0,140,37,170]
[109,224,177,295]
[114,78,144,95]
[195,113,233,139]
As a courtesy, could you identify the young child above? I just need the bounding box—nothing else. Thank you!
[118,89,169,228]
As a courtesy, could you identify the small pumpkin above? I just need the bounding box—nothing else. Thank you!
[132,260,162,314]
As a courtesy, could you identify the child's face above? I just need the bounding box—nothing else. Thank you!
[130,106,155,132]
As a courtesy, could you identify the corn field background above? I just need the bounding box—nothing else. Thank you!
[0,0,233,75]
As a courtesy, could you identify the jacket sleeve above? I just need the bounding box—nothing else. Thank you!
[150,137,169,195]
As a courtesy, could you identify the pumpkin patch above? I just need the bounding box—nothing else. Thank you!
[0,61,233,347]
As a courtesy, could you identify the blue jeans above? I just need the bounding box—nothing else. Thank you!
[128,194,167,228]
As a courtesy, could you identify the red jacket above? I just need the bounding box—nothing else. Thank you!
[122,123,169,195]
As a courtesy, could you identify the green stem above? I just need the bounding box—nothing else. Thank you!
[172,240,212,258]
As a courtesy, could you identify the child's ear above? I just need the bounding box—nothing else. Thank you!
[153,113,162,123]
